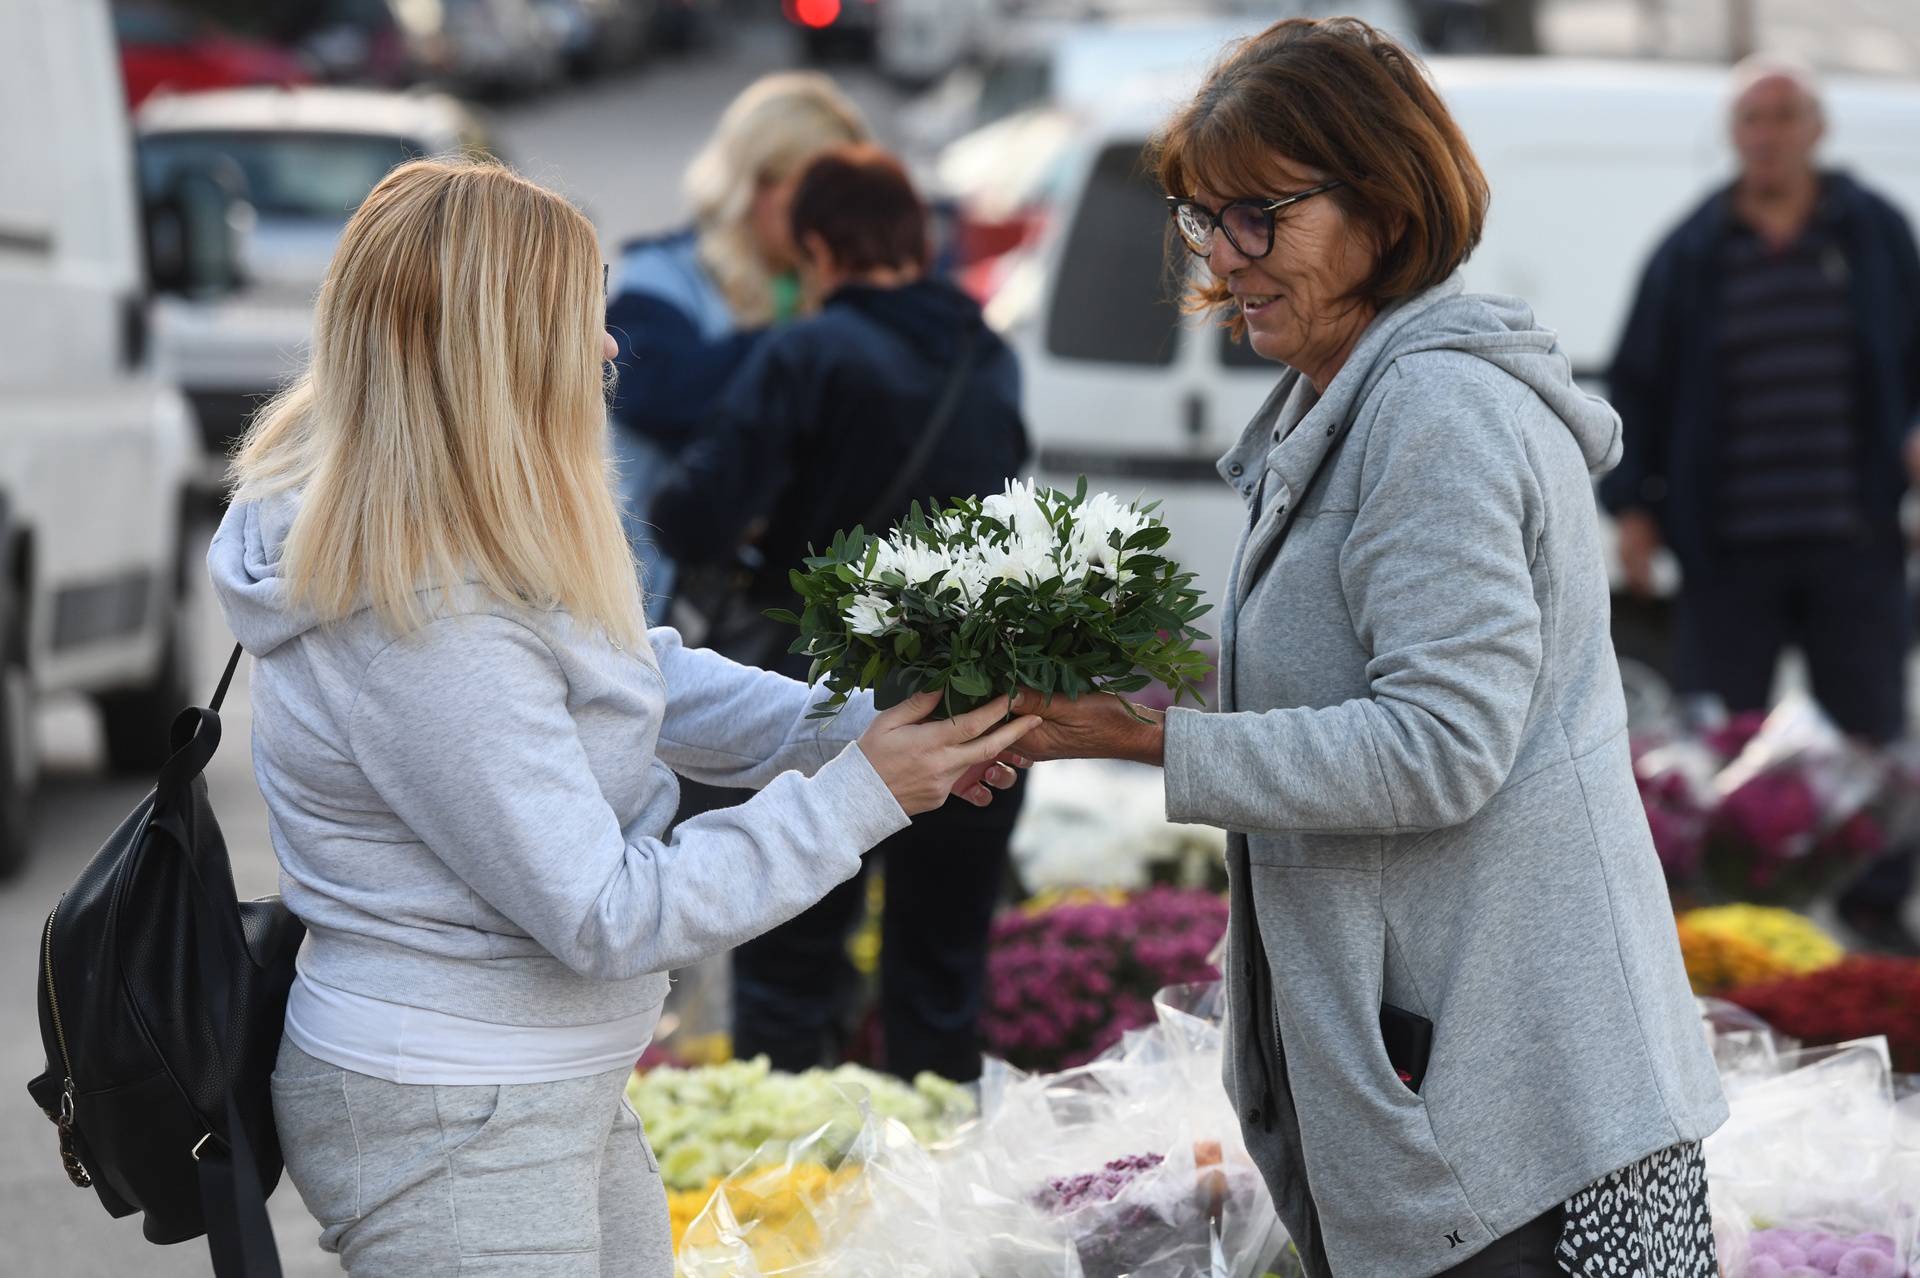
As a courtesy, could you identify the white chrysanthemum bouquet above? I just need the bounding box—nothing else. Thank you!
[768,479,1212,719]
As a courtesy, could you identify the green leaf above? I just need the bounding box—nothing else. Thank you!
[950,666,990,698]
[763,607,801,625]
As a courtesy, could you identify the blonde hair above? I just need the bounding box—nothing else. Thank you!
[684,72,869,326]
[230,158,644,648]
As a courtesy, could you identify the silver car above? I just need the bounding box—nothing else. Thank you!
[136,87,495,475]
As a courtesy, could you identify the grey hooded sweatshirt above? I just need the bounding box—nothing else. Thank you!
[208,493,905,1034]
[1162,277,1726,1277]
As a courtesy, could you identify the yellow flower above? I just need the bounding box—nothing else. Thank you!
[674,1161,866,1265]
[1020,886,1129,916]
[1677,919,1779,995]
[847,873,885,976]
[1681,905,1844,973]
[669,1179,721,1249]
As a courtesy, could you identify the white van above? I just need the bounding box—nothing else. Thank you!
[0,0,231,871]
[1002,58,1920,656]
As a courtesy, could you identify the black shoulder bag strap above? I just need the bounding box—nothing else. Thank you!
[162,643,284,1278]
[855,327,980,534]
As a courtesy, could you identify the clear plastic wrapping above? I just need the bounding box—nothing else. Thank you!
[673,983,1291,1278]
[1702,998,1920,1277]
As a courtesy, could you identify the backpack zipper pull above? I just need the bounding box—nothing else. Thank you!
[56,1081,91,1188]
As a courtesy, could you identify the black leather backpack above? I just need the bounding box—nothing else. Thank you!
[27,644,302,1276]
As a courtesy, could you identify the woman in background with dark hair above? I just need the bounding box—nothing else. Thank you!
[653,145,1029,1084]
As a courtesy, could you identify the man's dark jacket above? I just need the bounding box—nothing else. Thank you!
[1599,171,1920,568]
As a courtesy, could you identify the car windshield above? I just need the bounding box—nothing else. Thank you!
[139,131,421,221]
[1045,141,1181,366]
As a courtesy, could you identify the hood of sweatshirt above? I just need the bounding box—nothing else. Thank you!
[1286,276,1623,476]
[208,490,329,658]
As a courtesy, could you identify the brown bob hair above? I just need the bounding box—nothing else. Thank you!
[789,144,931,275]
[1153,18,1488,329]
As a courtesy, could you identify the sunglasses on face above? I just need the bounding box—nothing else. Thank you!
[1166,180,1346,259]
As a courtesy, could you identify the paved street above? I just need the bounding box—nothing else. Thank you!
[0,28,907,1277]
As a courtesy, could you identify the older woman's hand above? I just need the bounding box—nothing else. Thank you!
[1007,689,1165,765]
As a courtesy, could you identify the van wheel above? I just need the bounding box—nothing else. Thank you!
[96,547,195,775]
[0,574,36,878]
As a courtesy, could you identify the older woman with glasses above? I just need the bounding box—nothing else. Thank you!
[1012,19,1726,1278]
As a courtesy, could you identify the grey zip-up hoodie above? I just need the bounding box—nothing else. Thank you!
[208,493,906,1030]
[1163,278,1726,1277]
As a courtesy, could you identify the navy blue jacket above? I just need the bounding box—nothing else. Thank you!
[653,279,1028,674]
[1599,172,1920,569]
[606,230,763,451]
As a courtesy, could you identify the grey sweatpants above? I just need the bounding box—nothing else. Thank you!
[270,1037,673,1276]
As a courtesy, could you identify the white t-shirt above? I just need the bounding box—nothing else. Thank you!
[284,971,659,1085]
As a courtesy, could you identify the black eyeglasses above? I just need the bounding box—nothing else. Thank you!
[1166,181,1346,259]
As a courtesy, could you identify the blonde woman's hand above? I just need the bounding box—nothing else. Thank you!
[859,693,1042,816]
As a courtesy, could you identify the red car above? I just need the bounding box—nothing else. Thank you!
[115,2,310,109]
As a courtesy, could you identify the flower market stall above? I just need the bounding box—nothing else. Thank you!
[663,984,1293,1278]
[626,686,1920,1277]
[639,981,1920,1277]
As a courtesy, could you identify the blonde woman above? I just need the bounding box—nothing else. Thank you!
[606,71,869,623]
[211,158,1034,1276]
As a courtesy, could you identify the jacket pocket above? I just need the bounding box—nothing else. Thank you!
[1379,1003,1434,1095]
[270,1070,363,1227]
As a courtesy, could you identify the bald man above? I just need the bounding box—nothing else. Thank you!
[1601,58,1920,954]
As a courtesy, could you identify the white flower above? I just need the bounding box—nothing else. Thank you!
[872,539,952,587]
[981,478,1052,543]
[980,535,1057,585]
[945,553,992,603]
[1072,492,1153,582]
[844,593,896,636]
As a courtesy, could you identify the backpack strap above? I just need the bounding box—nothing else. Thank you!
[186,903,284,1278]
[174,793,284,1277]
[209,642,243,713]
[155,645,242,802]
[156,642,283,1278]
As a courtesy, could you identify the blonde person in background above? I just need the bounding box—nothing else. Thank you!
[606,72,869,625]
[211,158,1033,1276]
